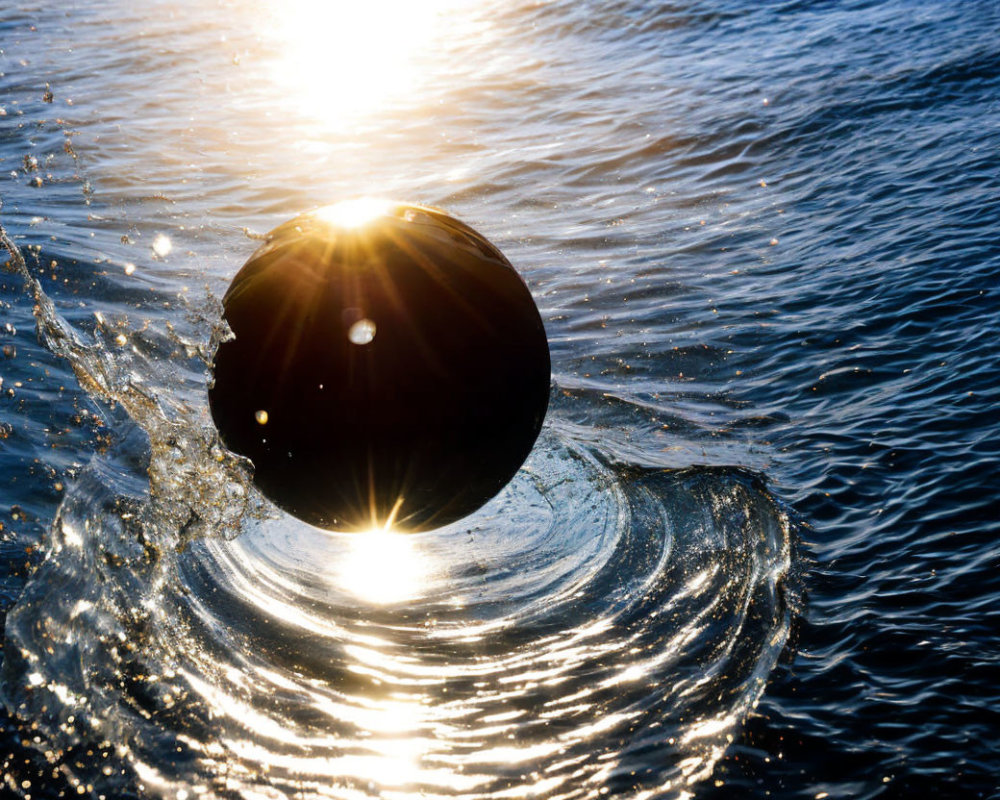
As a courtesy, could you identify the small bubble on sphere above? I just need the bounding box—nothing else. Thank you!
[209,200,550,532]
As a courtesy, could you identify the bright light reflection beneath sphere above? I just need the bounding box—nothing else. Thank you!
[335,529,427,605]
[262,0,478,128]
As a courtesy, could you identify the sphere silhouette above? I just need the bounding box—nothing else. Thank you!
[209,200,550,532]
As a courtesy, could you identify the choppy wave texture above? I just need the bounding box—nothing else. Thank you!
[1,224,795,799]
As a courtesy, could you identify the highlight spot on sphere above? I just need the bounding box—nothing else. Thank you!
[209,201,550,532]
[315,197,394,228]
[348,318,376,345]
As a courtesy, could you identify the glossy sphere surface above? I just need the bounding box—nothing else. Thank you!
[209,202,550,532]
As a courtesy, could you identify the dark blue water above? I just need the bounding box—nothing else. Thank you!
[2,0,999,797]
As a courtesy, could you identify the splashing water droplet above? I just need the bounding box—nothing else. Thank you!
[152,234,172,258]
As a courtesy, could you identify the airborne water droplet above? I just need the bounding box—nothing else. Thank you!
[152,234,172,258]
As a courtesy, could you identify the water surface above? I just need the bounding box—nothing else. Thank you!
[1,1,998,798]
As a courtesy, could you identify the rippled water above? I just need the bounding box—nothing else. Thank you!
[2,0,998,798]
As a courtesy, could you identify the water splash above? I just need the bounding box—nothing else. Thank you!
[1,208,798,799]
[1,205,262,547]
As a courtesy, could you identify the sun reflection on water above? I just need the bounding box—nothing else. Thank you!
[334,528,427,604]
[261,0,482,128]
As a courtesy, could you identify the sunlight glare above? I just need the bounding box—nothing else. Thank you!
[335,529,426,605]
[264,0,474,127]
[315,197,394,229]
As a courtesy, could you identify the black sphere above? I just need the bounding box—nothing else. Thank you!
[209,200,550,532]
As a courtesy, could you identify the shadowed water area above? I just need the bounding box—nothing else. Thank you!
[1,0,998,798]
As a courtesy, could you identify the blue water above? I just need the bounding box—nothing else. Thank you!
[1,0,999,798]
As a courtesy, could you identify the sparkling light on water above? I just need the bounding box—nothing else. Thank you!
[152,233,172,258]
[260,0,482,128]
[334,529,427,604]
